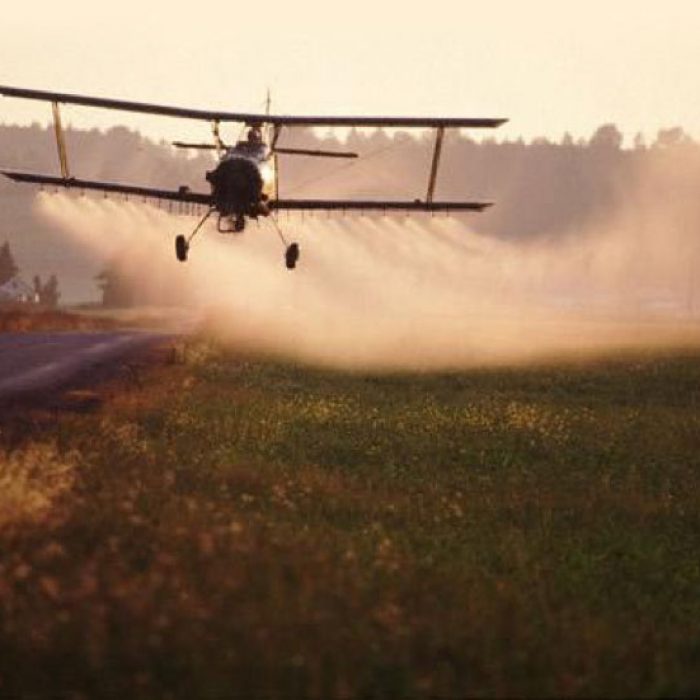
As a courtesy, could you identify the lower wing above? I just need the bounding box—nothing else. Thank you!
[271,199,492,213]
[1,170,213,205]
[2,171,492,213]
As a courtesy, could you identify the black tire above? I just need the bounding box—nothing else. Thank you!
[285,242,300,270]
[175,235,188,262]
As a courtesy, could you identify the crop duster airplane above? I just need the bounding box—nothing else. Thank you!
[0,86,507,269]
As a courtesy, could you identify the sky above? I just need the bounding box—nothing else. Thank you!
[1,0,699,144]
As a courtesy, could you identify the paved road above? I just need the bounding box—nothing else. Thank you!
[0,331,167,402]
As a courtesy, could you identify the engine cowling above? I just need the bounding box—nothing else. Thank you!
[207,157,263,216]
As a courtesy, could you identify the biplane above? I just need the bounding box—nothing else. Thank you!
[0,86,507,269]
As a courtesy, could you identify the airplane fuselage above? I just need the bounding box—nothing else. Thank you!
[205,132,275,227]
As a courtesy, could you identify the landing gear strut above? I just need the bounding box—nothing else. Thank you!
[175,207,214,263]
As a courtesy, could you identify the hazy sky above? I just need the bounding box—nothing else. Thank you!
[1,0,699,144]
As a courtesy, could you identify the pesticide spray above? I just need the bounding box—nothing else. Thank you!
[36,155,700,370]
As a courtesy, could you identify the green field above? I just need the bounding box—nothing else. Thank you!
[1,340,699,697]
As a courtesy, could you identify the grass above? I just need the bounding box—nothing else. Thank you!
[0,304,117,332]
[1,340,699,697]
[0,304,183,332]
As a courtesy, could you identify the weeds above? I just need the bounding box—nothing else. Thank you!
[1,341,699,697]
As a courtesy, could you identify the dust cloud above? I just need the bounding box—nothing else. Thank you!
[36,159,700,370]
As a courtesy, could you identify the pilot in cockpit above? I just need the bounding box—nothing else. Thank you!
[247,126,263,144]
[232,126,265,158]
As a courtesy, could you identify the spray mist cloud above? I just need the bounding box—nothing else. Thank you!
[36,155,700,371]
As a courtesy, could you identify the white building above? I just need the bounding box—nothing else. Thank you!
[0,277,37,304]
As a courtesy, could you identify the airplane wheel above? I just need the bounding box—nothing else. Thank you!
[285,242,300,270]
[175,235,189,262]
[234,215,245,233]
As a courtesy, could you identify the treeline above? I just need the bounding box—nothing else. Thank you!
[1,121,698,242]
[1,121,699,303]
[284,124,700,239]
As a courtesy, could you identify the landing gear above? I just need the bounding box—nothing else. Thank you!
[269,214,300,270]
[285,243,300,270]
[215,214,247,234]
[174,207,214,263]
[175,235,189,262]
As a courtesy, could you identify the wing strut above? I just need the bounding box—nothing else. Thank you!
[211,120,224,156]
[271,125,282,200]
[426,126,445,204]
[51,102,70,179]
[271,124,282,150]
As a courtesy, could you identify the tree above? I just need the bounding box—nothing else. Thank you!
[42,275,60,307]
[590,124,623,150]
[654,127,692,149]
[96,262,134,308]
[33,273,61,307]
[0,241,19,286]
[633,132,647,151]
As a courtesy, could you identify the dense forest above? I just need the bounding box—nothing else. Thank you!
[0,122,698,302]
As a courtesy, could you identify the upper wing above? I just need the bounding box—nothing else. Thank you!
[0,85,507,129]
[2,170,212,205]
[271,199,492,213]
